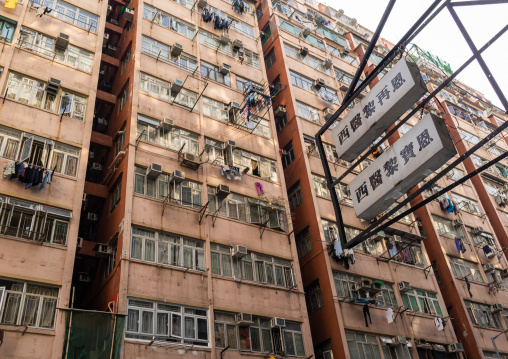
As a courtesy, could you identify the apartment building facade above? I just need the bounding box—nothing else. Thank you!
[0,0,104,357]
[258,0,508,358]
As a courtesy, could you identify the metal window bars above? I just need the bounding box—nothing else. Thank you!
[314,0,508,254]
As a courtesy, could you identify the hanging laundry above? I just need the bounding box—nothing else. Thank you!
[36,6,52,17]
[5,0,17,9]
[483,244,495,258]
[230,166,241,181]
[363,304,372,327]
[385,308,394,324]
[254,182,264,196]
[446,199,455,213]
[220,164,232,181]
[202,8,213,23]
[2,161,15,178]
[434,317,444,331]
[40,170,52,189]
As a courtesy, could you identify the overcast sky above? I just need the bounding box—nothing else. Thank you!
[324,0,508,111]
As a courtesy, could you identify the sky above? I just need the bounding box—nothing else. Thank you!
[323,0,508,111]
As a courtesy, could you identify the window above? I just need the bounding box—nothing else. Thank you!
[210,244,233,277]
[139,72,199,110]
[322,218,338,243]
[432,215,464,238]
[283,43,330,75]
[171,179,202,208]
[447,167,466,182]
[232,149,278,182]
[5,72,57,111]
[202,96,230,122]
[290,71,340,104]
[333,272,397,307]
[109,178,122,212]
[316,26,349,49]
[214,311,304,356]
[130,227,205,270]
[0,17,16,43]
[346,226,384,257]
[313,173,330,199]
[205,138,224,165]
[296,101,321,124]
[465,300,501,328]
[281,142,295,169]
[0,195,71,245]
[466,226,497,248]
[105,241,117,277]
[0,279,58,329]
[32,0,98,32]
[114,130,125,157]
[265,50,276,71]
[458,129,480,145]
[198,30,259,67]
[126,298,208,344]
[337,183,352,205]
[485,351,508,359]
[0,126,80,177]
[385,237,426,267]
[401,289,443,316]
[201,62,230,86]
[236,76,264,94]
[346,332,384,359]
[207,187,286,231]
[143,4,195,38]
[305,280,323,313]
[121,46,132,74]
[136,116,199,155]
[261,24,271,45]
[449,256,484,282]
[276,113,288,133]
[295,228,312,259]
[279,21,324,50]
[19,27,94,72]
[381,202,411,224]
[451,192,481,215]
[58,90,87,121]
[288,182,303,210]
[483,179,506,197]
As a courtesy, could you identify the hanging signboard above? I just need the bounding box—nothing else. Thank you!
[332,59,428,162]
[350,113,457,220]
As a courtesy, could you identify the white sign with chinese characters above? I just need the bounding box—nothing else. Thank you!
[332,59,428,162]
[350,113,457,220]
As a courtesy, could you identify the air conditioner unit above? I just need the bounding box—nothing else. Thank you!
[323,350,334,359]
[109,19,119,26]
[123,7,134,22]
[493,274,503,286]
[491,303,503,313]
[313,78,325,91]
[104,33,110,40]
[349,18,357,26]
[392,235,402,242]
[483,263,495,272]
[95,244,112,258]
[197,0,207,7]
[324,107,334,120]
[236,312,254,325]
[232,245,248,258]
[79,272,91,282]
[323,58,333,69]
[89,151,95,159]
[391,336,407,346]
[485,140,495,149]
[216,184,230,198]
[161,118,173,131]
[55,33,69,49]
[302,27,311,37]
[220,64,231,75]
[171,79,183,94]
[87,213,98,221]
[342,48,350,55]
[46,78,61,95]
[270,317,286,328]
[233,39,243,51]
[299,47,309,57]
[225,140,235,149]
[171,43,183,57]
[92,162,102,171]
[77,237,83,249]
[447,343,463,353]
[170,170,185,183]
[397,281,411,293]
[472,226,484,235]
[370,281,382,294]
[501,269,508,278]
[358,278,372,291]
[275,105,286,118]
[181,153,201,169]
[146,163,162,179]
[107,5,112,11]
[227,102,240,115]
[220,34,230,45]
[452,219,463,227]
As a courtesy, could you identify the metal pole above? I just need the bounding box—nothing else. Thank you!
[64,286,76,359]
[492,329,508,358]
[109,314,118,359]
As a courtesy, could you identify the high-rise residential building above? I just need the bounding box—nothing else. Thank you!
[1,0,508,358]
[0,0,314,357]
[258,0,508,358]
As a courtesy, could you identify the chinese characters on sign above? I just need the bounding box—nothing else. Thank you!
[332,59,428,162]
[350,114,457,220]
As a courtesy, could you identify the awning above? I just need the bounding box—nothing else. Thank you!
[385,227,426,242]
